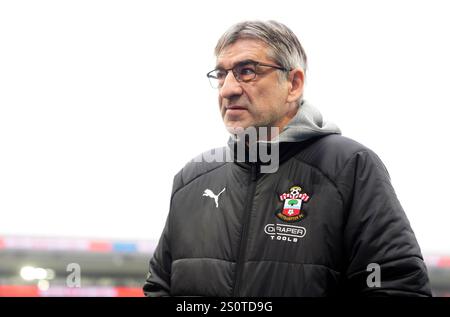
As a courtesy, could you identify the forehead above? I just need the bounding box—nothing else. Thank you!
[216,39,272,68]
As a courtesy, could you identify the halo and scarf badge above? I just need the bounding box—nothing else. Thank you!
[275,185,310,222]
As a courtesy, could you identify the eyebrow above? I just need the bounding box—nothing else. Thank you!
[215,59,257,70]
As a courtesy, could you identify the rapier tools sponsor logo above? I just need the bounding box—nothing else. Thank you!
[264,223,306,243]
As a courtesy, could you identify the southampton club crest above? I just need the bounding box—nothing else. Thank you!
[275,185,310,222]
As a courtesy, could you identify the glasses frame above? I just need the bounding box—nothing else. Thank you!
[206,59,290,88]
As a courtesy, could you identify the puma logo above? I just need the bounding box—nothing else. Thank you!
[202,188,226,208]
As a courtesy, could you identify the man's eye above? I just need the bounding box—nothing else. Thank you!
[240,67,256,75]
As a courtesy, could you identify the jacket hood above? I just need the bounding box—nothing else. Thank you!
[276,99,341,143]
[228,99,341,145]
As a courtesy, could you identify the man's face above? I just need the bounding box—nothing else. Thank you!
[216,39,293,132]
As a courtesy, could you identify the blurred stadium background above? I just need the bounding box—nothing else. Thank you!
[0,235,154,297]
[0,234,449,297]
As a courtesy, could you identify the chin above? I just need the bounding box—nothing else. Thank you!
[224,122,249,134]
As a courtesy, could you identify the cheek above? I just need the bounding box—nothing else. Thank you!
[218,96,224,112]
[252,89,275,113]
[267,87,287,109]
[246,87,264,109]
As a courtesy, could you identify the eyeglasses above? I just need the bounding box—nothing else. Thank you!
[206,60,290,89]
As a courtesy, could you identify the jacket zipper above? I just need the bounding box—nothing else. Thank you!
[233,163,259,296]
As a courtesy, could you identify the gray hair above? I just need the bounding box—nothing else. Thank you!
[214,20,308,77]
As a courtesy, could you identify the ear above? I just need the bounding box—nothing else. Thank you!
[286,68,305,103]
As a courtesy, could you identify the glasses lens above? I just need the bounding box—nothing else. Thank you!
[207,69,226,88]
[235,63,256,82]
[207,62,258,88]
[208,76,219,88]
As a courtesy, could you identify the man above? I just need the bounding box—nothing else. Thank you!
[143,20,431,296]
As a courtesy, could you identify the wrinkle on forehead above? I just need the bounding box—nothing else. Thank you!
[216,39,271,69]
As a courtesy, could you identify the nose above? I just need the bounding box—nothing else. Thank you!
[219,71,243,99]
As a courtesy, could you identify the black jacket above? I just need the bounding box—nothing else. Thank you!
[143,102,431,297]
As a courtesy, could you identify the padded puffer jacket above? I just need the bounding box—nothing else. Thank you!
[143,101,431,297]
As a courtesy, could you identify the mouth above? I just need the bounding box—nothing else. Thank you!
[225,104,248,111]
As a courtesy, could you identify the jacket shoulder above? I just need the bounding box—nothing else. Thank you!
[297,134,380,179]
[172,147,229,195]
